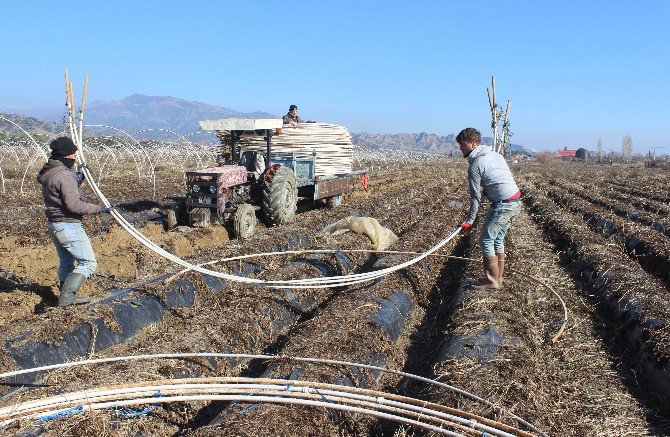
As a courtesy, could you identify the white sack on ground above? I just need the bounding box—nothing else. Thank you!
[317,216,398,251]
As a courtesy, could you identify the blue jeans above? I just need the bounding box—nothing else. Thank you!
[479,200,521,257]
[47,222,98,282]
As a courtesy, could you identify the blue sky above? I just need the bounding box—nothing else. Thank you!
[1,1,669,152]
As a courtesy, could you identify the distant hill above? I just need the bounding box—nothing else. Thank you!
[0,112,62,137]
[352,132,531,155]
[1,94,276,133]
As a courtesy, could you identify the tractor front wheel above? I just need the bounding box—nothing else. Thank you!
[233,203,257,239]
[262,166,297,225]
[166,201,186,230]
[326,194,342,208]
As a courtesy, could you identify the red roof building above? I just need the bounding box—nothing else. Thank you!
[556,149,577,157]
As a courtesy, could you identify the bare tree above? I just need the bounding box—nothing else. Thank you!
[622,134,633,164]
[535,151,554,164]
[487,77,511,156]
[596,138,603,163]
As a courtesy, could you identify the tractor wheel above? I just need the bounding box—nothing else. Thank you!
[262,166,297,225]
[326,194,342,208]
[166,201,186,230]
[233,203,257,239]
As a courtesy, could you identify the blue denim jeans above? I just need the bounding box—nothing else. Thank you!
[479,200,521,257]
[47,222,97,282]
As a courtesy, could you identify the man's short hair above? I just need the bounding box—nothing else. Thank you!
[456,128,481,145]
[289,105,298,112]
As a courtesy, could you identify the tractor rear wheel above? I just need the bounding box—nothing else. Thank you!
[233,203,257,239]
[262,166,297,225]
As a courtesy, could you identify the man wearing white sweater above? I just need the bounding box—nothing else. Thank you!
[457,128,521,290]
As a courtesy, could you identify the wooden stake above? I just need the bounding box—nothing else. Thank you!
[64,69,77,142]
[491,76,496,109]
[501,99,511,156]
[78,74,89,146]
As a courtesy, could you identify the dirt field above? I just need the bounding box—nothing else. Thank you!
[1,155,669,436]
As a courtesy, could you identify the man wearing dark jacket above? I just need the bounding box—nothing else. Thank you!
[282,105,316,126]
[457,128,521,290]
[37,137,110,306]
[282,105,305,125]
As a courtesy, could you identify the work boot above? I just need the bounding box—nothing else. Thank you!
[468,256,500,290]
[497,253,505,287]
[57,272,92,307]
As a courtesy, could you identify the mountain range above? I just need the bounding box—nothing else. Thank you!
[0,112,63,137]
[1,94,274,133]
[1,94,530,154]
[352,132,529,155]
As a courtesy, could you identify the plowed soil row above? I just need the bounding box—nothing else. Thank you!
[522,185,670,406]
[425,205,658,435]
[603,177,670,205]
[578,179,670,222]
[546,178,670,237]
[600,184,670,216]
[535,181,670,287]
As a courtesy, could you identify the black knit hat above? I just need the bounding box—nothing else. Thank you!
[49,137,78,158]
[289,105,298,111]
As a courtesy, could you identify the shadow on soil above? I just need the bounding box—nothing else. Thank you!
[1,272,58,313]
[373,232,473,435]
[117,200,163,213]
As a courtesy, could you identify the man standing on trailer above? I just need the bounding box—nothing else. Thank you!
[457,128,521,289]
[282,105,316,126]
[37,137,112,306]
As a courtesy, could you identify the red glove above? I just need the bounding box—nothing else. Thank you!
[460,222,472,231]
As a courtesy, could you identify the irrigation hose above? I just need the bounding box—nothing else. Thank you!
[509,268,568,344]
[8,379,519,435]
[4,392,463,436]
[0,378,533,436]
[0,378,536,436]
[163,248,568,343]
[0,352,544,436]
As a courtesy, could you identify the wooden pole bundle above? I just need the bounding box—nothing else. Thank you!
[217,123,354,177]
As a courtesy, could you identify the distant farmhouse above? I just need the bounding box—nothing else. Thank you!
[556,147,576,158]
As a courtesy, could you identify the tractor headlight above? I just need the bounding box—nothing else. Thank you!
[192,184,200,193]
[209,185,217,194]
